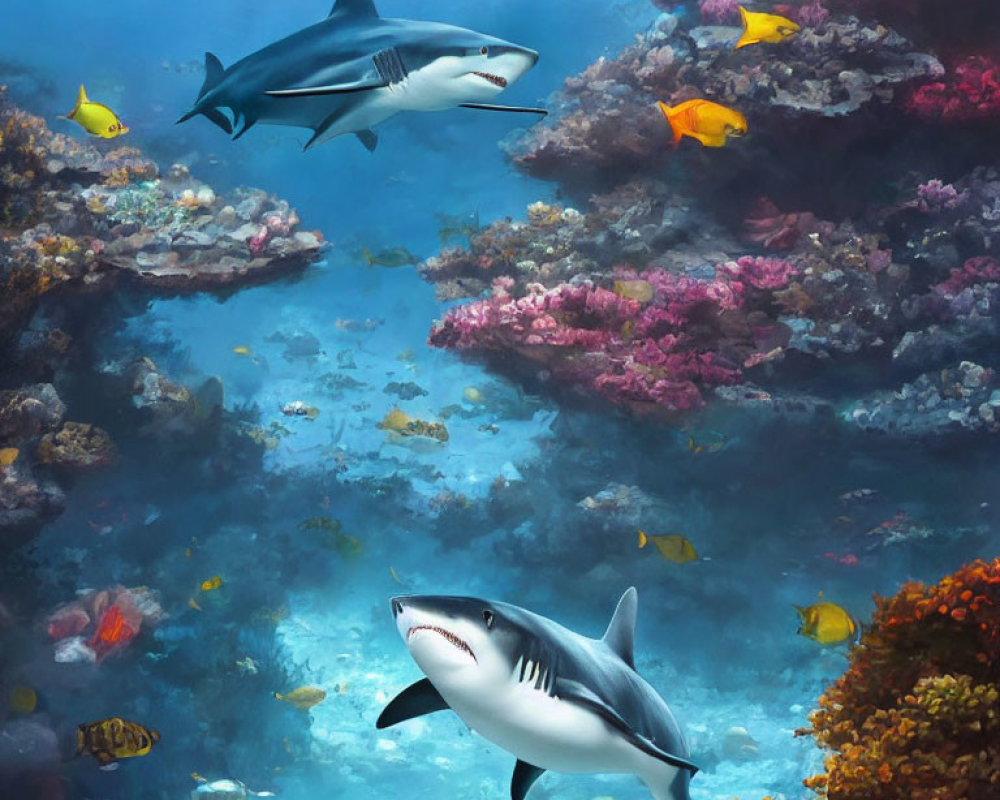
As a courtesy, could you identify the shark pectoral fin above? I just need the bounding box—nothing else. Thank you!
[511,760,545,800]
[458,103,548,115]
[355,129,378,152]
[376,678,449,729]
[233,117,257,140]
[555,678,699,774]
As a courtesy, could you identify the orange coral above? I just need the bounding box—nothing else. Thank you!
[797,558,1000,800]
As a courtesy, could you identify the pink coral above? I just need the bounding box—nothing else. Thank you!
[428,266,778,412]
[906,56,1000,121]
[698,0,740,23]
[718,256,800,290]
[933,255,1000,297]
[248,225,269,256]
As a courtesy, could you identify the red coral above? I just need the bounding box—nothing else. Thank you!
[905,56,1000,122]
[741,197,823,251]
[933,256,1000,298]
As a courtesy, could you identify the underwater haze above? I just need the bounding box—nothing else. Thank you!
[2,1,1000,800]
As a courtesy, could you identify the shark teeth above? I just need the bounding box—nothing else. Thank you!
[408,625,477,662]
[473,71,508,88]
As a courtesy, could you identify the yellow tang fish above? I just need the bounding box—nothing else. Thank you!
[232,346,253,357]
[735,6,800,49]
[274,686,327,710]
[65,85,129,139]
[8,685,37,714]
[0,448,19,468]
[76,717,160,767]
[795,596,857,645]
[638,530,698,563]
[657,100,748,148]
[200,575,223,592]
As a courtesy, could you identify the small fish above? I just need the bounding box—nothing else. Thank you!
[188,597,203,611]
[436,211,480,244]
[232,345,254,356]
[0,447,19,468]
[274,686,326,710]
[201,575,223,592]
[64,85,129,138]
[657,99,748,148]
[76,717,160,767]
[612,279,654,303]
[795,595,857,645]
[735,6,800,49]
[685,428,730,454]
[8,685,37,714]
[362,246,421,268]
[389,566,405,585]
[638,530,698,564]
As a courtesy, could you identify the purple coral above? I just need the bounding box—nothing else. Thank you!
[914,179,969,213]
[698,0,741,24]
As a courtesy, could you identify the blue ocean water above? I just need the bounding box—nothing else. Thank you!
[2,1,999,800]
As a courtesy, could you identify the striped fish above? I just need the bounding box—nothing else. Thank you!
[76,717,160,767]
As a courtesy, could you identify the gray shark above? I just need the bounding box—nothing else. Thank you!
[377,588,698,800]
[177,0,546,151]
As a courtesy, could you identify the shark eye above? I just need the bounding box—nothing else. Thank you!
[482,609,495,629]
[480,46,489,56]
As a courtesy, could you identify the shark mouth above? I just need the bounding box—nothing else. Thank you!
[407,625,477,662]
[473,72,508,89]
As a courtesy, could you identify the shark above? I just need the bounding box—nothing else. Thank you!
[377,588,698,800]
[177,0,546,151]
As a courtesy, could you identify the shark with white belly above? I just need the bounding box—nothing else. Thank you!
[377,588,698,800]
[178,0,546,151]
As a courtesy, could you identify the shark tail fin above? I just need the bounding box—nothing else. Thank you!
[176,52,232,133]
[603,587,637,669]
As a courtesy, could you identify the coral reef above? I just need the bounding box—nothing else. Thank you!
[504,12,940,187]
[797,558,1000,799]
[0,85,323,345]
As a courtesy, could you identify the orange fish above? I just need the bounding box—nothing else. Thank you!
[87,605,137,660]
[657,100,748,147]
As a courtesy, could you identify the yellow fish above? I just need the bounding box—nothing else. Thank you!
[65,85,129,139]
[0,448,19,468]
[638,530,698,563]
[274,686,327,710]
[735,6,800,49]
[8,685,37,714]
[657,100,748,148]
[200,575,223,592]
[232,345,253,356]
[612,279,655,303]
[76,717,160,767]
[795,595,857,645]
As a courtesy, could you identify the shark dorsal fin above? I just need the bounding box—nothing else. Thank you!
[602,587,637,669]
[329,0,378,18]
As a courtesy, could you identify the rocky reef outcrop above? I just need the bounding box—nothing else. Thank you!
[0,86,324,547]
